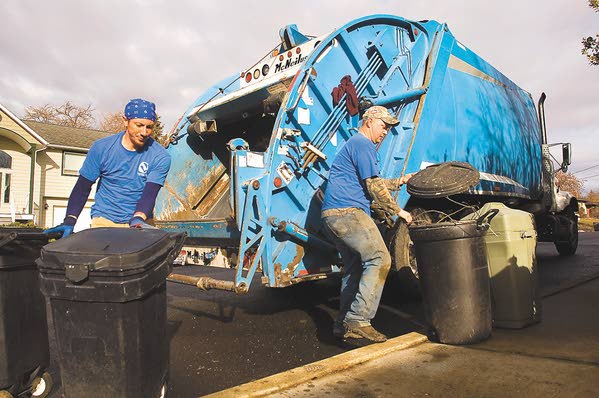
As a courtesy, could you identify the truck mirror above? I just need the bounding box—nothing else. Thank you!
[561,143,571,172]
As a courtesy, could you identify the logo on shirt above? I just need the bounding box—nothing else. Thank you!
[138,162,149,177]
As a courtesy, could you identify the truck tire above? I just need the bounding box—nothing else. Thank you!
[555,207,578,256]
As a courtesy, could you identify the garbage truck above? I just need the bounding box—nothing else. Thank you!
[157,14,577,294]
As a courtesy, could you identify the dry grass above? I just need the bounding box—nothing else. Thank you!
[579,217,599,232]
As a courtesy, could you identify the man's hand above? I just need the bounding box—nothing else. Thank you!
[398,209,413,224]
[129,216,157,229]
[43,224,74,239]
[400,173,416,185]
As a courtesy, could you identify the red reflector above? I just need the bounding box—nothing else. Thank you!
[414,29,419,35]
[273,176,283,188]
[245,73,252,83]
[295,47,301,54]
[298,269,308,276]
[287,51,292,58]
[252,180,260,190]
[279,54,284,61]
[253,69,260,79]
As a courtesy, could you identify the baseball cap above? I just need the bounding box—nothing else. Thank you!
[363,106,399,126]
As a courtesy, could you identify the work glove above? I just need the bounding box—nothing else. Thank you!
[43,224,74,239]
[129,216,157,229]
[371,203,397,228]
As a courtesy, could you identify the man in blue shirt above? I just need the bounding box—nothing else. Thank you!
[322,106,413,343]
[45,98,171,238]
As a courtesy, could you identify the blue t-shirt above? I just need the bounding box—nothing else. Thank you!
[322,133,380,215]
[80,132,171,223]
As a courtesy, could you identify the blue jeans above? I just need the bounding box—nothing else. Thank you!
[323,209,391,327]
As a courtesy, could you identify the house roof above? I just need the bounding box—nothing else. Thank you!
[24,121,114,151]
[0,103,48,149]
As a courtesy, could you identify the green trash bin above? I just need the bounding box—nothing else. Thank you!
[463,202,541,328]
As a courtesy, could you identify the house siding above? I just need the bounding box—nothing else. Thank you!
[37,149,96,228]
[0,136,32,214]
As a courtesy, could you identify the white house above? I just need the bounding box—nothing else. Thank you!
[0,103,113,230]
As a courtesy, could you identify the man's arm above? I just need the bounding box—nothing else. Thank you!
[64,176,94,225]
[130,152,171,227]
[132,182,162,221]
[383,173,415,191]
[44,175,94,237]
[366,177,412,224]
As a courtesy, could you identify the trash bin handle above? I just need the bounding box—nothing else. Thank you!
[0,232,17,248]
[477,209,499,228]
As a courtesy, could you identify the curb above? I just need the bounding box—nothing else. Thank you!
[203,332,427,398]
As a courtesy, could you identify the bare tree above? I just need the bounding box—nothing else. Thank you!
[100,112,125,133]
[56,101,95,128]
[582,0,599,65]
[24,101,95,128]
[556,171,584,197]
[151,115,164,141]
[24,104,58,124]
[585,189,599,202]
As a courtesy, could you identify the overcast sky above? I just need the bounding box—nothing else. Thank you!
[1,0,598,190]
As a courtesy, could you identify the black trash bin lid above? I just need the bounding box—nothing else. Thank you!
[407,162,480,198]
[0,227,48,269]
[39,228,184,275]
[0,227,47,244]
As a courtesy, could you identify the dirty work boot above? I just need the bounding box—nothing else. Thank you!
[334,322,388,343]
[333,322,348,339]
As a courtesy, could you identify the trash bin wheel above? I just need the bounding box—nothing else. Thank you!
[0,390,14,398]
[31,372,53,398]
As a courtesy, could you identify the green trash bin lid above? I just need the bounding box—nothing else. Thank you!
[407,162,480,198]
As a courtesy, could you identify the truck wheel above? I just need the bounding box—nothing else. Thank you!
[0,390,14,398]
[31,372,53,398]
[555,207,578,256]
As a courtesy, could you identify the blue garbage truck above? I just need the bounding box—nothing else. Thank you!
[157,14,577,294]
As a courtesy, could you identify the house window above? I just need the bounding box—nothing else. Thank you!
[62,152,86,176]
[3,173,10,204]
[0,151,11,169]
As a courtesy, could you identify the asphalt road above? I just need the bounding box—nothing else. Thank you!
[44,232,599,397]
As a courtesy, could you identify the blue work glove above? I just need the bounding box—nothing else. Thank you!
[129,216,157,229]
[43,224,74,239]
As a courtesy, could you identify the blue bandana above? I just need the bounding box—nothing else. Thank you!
[124,98,156,121]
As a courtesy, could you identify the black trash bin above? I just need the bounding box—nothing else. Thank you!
[0,228,53,398]
[37,228,185,398]
[409,211,496,345]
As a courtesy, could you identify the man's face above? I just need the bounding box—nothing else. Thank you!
[371,118,391,144]
[125,118,154,149]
